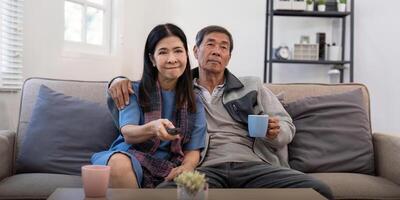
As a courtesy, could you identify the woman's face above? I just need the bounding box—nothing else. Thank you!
[151,36,187,85]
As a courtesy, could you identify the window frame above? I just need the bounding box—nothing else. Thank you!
[0,0,24,91]
[63,0,112,55]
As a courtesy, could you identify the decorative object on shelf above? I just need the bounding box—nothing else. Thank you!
[317,0,326,11]
[328,43,342,61]
[275,0,292,10]
[325,0,339,11]
[328,68,341,83]
[306,0,314,11]
[292,0,307,10]
[337,0,346,11]
[275,0,306,11]
[275,46,291,60]
[293,44,319,60]
[300,35,311,44]
[316,32,326,60]
[175,171,208,200]
[265,0,354,83]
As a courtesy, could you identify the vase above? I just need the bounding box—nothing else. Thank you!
[318,4,326,11]
[328,69,340,84]
[177,184,208,200]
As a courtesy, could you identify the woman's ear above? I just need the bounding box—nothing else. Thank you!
[149,53,156,67]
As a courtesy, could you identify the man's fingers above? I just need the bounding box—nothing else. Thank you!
[121,83,130,106]
[269,117,279,123]
[269,123,280,130]
[115,89,125,109]
[127,81,134,94]
[267,129,279,139]
[128,87,134,94]
[110,88,123,109]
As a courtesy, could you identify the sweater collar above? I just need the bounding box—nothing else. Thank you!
[191,67,243,92]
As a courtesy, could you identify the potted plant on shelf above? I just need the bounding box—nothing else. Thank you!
[175,171,208,200]
[317,0,326,11]
[306,0,314,11]
[337,0,346,12]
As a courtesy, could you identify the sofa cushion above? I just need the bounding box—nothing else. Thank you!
[285,89,374,175]
[0,173,81,199]
[16,85,119,175]
[310,173,400,200]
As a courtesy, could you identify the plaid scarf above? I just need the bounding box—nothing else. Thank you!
[128,81,193,188]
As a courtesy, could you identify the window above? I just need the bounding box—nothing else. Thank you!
[0,0,24,91]
[64,0,111,54]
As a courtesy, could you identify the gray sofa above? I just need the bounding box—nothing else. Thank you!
[1,77,400,200]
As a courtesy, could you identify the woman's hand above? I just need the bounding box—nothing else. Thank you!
[164,150,200,181]
[121,118,179,144]
[147,119,180,141]
[164,164,194,181]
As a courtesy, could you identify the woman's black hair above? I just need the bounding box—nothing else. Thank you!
[139,23,196,113]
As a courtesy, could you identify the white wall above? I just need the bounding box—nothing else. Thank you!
[355,0,400,134]
[1,0,399,135]
[120,0,267,80]
[23,0,125,81]
[0,0,126,131]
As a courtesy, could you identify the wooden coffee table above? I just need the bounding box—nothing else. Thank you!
[47,188,327,200]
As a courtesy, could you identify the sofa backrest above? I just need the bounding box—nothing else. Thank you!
[14,79,371,173]
[265,83,371,120]
[15,78,108,171]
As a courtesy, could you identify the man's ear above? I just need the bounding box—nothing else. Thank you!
[193,45,199,59]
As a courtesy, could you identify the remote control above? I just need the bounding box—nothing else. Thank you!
[166,128,180,135]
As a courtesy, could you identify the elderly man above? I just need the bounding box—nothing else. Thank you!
[107,25,333,199]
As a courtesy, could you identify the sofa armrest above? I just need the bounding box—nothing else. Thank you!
[0,130,15,181]
[373,132,400,185]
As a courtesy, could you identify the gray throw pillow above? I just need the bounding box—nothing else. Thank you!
[285,89,375,175]
[16,85,119,175]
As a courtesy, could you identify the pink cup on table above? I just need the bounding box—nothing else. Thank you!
[81,165,110,198]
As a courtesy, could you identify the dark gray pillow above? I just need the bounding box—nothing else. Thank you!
[17,85,119,175]
[285,89,375,175]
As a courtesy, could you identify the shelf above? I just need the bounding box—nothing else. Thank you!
[272,10,351,18]
[270,59,351,65]
[265,0,354,83]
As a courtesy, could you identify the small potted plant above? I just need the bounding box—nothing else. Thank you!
[317,0,326,11]
[337,0,346,12]
[306,0,314,11]
[175,171,208,200]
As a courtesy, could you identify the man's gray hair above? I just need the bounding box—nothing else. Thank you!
[195,25,233,53]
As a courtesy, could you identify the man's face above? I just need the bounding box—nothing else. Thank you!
[194,32,231,74]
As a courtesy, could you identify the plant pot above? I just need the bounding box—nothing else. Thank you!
[318,4,326,11]
[177,184,208,200]
[337,3,346,12]
[306,3,314,11]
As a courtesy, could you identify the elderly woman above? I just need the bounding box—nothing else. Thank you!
[91,23,206,188]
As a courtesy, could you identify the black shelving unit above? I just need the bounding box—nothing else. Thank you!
[264,0,354,83]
